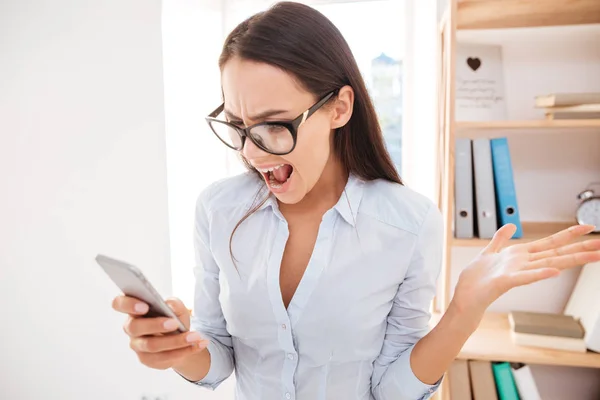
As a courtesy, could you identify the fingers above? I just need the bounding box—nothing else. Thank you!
[136,344,206,370]
[112,295,149,316]
[483,223,517,254]
[528,239,600,262]
[526,224,596,253]
[124,316,185,337]
[130,331,209,353]
[509,268,561,287]
[526,250,600,271]
[165,297,188,318]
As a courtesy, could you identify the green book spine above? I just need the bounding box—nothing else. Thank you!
[492,362,521,400]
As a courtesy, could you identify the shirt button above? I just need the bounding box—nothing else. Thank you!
[285,393,291,399]
[281,324,287,330]
[287,353,294,360]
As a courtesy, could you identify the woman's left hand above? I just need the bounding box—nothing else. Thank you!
[451,223,600,322]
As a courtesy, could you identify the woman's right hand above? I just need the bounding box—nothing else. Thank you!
[112,295,209,370]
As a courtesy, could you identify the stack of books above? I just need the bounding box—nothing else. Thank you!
[508,310,587,353]
[449,359,542,400]
[535,92,600,120]
[454,137,522,240]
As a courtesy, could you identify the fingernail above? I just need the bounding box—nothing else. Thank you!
[186,332,202,343]
[197,340,209,350]
[135,303,149,313]
[163,319,179,330]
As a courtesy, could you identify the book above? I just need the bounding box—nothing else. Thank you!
[535,92,600,108]
[510,330,587,353]
[544,104,600,120]
[508,310,587,352]
[508,311,585,338]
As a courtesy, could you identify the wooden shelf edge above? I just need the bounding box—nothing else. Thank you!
[430,312,600,368]
[451,221,595,247]
[457,0,600,30]
[456,119,600,130]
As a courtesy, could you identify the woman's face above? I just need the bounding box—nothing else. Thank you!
[221,57,352,205]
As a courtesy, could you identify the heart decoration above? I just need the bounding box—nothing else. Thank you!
[467,57,481,71]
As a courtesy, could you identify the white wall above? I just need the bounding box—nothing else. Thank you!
[0,0,233,399]
[450,24,600,400]
[162,0,231,311]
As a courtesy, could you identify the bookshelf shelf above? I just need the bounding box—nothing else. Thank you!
[436,1,600,398]
[451,221,594,247]
[431,312,600,368]
[456,0,600,30]
[456,119,600,131]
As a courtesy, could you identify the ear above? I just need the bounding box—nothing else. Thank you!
[330,85,354,129]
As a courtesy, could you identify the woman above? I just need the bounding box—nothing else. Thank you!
[112,2,600,399]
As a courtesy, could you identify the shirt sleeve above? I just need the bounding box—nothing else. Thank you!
[371,202,445,400]
[185,184,235,390]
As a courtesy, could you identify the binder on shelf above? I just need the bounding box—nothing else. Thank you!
[491,137,522,238]
[468,360,498,400]
[454,138,474,238]
[564,261,600,352]
[473,138,498,239]
[491,362,521,400]
[448,359,472,400]
[511,364,542,400]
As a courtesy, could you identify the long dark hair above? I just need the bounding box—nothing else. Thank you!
[219,1,403,262]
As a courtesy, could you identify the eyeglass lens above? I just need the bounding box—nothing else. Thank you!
[209,121,294,154]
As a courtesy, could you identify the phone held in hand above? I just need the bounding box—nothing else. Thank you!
[95,254,188,333]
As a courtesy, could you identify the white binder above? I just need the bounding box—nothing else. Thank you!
[564,261,600,352]
[472,138,497,239]
[454,138,474,238]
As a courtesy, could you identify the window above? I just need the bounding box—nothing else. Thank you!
[312,0,405,175]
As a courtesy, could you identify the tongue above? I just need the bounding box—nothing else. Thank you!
[273,164,293,183]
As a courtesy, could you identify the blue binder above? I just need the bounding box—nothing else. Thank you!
[490,137,523,238]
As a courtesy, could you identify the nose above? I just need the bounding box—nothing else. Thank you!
[241,135,269,160]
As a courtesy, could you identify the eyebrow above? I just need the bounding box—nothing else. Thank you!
[224,108,291,122]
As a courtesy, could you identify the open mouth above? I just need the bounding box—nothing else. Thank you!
[257,164,294,191]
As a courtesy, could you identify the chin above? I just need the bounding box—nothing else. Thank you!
[273,190,305,205]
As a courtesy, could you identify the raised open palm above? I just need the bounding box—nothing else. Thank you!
[452,223,600,318]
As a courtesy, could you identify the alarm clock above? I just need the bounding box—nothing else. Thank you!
[577,183,600,233]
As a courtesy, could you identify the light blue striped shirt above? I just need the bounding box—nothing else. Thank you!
[188,171,444,399]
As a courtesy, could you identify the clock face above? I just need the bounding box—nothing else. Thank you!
[577,198,600,232]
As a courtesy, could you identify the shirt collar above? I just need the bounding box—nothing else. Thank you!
[256,173,365,226]
[332,173,364,226]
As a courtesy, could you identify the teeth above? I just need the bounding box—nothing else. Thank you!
[257,164,286,173]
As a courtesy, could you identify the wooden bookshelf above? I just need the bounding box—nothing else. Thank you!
[431,312,600,368]
[435,1,600,398]
[456,0,600,30]
[456,119,600,130]
[451,221,594,247]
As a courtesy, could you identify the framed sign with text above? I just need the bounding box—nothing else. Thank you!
[455,43,507,121]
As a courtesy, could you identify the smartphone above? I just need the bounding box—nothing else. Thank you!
[95,254,187,333]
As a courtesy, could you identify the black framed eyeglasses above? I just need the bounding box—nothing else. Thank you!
[205,90,337,156]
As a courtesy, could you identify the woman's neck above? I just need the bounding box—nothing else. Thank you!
[279,155,348,217]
